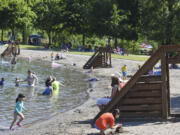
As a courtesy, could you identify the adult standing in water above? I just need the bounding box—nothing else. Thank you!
[23,70,38,87]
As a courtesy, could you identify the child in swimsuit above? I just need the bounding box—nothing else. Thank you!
[15,78,20,87]
[10,93,26,130]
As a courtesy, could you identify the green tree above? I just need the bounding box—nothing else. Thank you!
[139,0,180,45]
[0,0,36,41]
[0,0,9,41]
[33,0,63,45]
[61,0,91,46]
[89,0,138,47]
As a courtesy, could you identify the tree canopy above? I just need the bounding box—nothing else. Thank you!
[0,0,179,49]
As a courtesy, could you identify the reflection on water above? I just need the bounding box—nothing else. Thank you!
[0,58,89,127]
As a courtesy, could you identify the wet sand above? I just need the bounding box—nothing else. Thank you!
[1,48,180,135]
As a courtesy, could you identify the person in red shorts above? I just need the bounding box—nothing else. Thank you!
[94,109,122,135]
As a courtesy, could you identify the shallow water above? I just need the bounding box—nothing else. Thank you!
[0,58,89,127]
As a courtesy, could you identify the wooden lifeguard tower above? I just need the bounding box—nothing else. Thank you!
[83,46,112,69]
[94,45,180,121]
[1,41,20,64]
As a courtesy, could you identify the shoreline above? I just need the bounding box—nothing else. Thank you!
[0,48,139,135]
[1,48,180,135]
[0,49,120,135]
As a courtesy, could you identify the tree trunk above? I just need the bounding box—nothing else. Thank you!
[22,26,28,44]
[165,0,174,45]
[166,1,177,68]
[22,29,25,44]
[11,28,15,40]
[82,33,85,47]
[114,37,117,48]
[108,37,111,46]
[48,31,52,46]
[1,29,3,41]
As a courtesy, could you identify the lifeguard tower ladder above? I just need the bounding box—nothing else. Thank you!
[83,46,112,69]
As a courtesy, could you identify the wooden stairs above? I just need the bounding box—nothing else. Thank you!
[1,43,20,57]
[83,46,112,69]
[94,45,180,121]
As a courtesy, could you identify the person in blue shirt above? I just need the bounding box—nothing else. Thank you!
[42,81,53,96]
[10,93,26,130]
[0,77,5,86]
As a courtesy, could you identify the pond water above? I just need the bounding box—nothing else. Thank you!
[0,58,89,127]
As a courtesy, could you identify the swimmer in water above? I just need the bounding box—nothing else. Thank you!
[28,56,31,63]
[52,77,64,91]
[0,78,5,86]
[15,78,21,87]
[42,81,53,96]
[45,76,53,86]
[22,70,38,87]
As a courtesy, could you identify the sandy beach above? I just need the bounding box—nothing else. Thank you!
[1,48,180,135]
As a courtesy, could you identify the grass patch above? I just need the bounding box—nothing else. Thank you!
[20,45,42,50]
[112,54,149,61]
[68,51,94,56]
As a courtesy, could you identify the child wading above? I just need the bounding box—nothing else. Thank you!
[10,93,26,130]
[0,77,5,86]
[15,78,20,87]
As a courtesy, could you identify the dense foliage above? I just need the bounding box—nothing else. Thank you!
[0,0,179,52]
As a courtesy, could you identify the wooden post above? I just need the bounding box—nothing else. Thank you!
[105,50,108,66]
[161,50,168,119]
[166,54,170,115]
[102,51,104,66]
[109,49,112,67]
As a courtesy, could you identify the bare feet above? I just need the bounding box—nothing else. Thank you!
[16,123,22,127]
